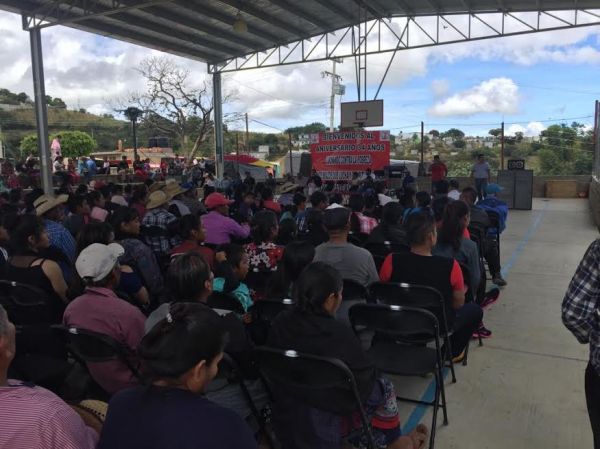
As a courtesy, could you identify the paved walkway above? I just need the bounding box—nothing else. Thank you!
[393,198,598,449]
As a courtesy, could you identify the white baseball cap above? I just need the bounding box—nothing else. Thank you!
[76,243,124,282]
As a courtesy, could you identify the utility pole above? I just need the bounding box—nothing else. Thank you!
[245,112,249,152]
[500,121,505,171]
[322,58,343,132]
[418,121,426,176]
[288,131,293,176]
[235,132,240,176]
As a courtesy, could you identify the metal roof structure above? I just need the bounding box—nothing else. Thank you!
[1,0,599,191]
[2,1,600,71]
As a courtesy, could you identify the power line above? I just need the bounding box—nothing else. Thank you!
[248,118,284,132]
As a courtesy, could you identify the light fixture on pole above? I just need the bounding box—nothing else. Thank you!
[233,11,247,33]
[123,106,143,160]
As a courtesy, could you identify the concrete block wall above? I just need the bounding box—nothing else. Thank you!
[589,177,600,231]
[404,175,591,198]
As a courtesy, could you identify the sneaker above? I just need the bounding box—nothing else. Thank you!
[472,324,492,339]
[492,274,507,286]
[451,350,466,364]
[480,288,500,309]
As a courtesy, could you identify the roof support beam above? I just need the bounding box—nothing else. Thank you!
[348,0,386,20]
[79,17,222,61]
[170,0,282,43]
[24,0,172,28]
[213,0,306,37]
[265,0,331,29]
[103,13,242,55]
[116,0,265,48]
[310,0,355,22]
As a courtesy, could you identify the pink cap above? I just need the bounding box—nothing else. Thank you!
[205,192,234,209]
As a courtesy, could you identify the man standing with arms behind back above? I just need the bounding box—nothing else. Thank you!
[429,155,448,194]
[471,154,490,202]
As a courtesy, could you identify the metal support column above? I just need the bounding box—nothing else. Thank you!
[29,25,52,193]
[212,71,224,178]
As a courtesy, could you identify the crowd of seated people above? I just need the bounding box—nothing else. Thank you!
[0,171,509,448]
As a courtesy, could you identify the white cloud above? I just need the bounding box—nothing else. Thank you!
[431,79,449,98]
[506,121,545,137]
[428,78,519,117]
[0,9,598,130]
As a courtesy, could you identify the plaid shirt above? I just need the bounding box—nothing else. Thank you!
[562,239,600,373]
[141,208,181,255]
[44,219,76,262]
[354,212,378,234]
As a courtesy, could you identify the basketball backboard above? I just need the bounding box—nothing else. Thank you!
[340,100,383,128]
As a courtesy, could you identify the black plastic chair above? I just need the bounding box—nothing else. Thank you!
[364,241,410,258]
[485,210,501,258]
[248,299,295,345]
[255,346,376,449]
[337,279,371,325]
[349,303,447,449]
[53,325,141,387]
[0,280,70,390]
[468,223,494,282]
[245,269,273,298]
[207,291,246,314]
[251,298,294,323]
[369,281,457,383]
[348,231,369,247]
[214,352,273,446]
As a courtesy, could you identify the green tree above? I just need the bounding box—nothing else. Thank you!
[453,139,466,149]
[55,131,96,157]
[441,128,464,140]
[428,129,440,137]
[285,122,327,136]
[488,128,502,137]
[538,123,592,175]
[19,134,38,155]
[19,131,96,158]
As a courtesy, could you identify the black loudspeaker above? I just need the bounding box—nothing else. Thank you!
[386,165,408,178]
[148,138,157,147]
[507,159,525,170]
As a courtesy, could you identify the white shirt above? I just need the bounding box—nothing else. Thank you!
[448,190,461,200]
[378,193,393,206]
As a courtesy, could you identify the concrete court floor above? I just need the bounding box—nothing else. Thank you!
[391,198,599,449]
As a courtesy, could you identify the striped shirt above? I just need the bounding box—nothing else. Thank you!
[0,380,98,449]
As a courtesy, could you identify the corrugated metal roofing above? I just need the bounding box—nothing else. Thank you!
[0,0,595,65]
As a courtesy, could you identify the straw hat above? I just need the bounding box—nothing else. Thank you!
[148,181,166,193]
[33,194,68,216]
[146,190,169,209]
[279,182,298,194]
[163,181,189,199]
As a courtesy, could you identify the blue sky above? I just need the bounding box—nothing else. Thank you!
[0,9,599,137]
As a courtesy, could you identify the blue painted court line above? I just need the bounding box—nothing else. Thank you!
[401,202,549,434]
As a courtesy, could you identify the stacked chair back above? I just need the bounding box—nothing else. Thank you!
[368,281,457,383]
[255,346,376,449]
[53,325,140,380]
[348,303,448,449]
[207,291,246,314]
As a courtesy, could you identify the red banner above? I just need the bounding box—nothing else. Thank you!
[310,130,390,180]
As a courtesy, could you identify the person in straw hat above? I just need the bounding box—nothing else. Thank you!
[34,193,76,265]
[141,190,181,256]
[163,180,191,218]
[277,181,298,207]
[0,304,99,449]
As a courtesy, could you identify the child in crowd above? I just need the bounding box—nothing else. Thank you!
[212,243,251,312]
[170,214,215,270]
